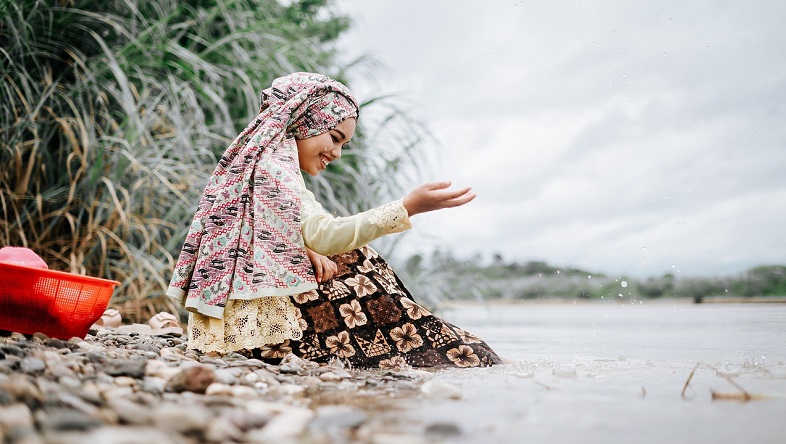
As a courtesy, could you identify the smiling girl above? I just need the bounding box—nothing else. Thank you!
[167,72,501,368]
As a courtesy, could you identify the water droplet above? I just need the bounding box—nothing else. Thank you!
[621,281,628,288]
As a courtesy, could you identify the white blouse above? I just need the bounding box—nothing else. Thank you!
[300,186,412,255]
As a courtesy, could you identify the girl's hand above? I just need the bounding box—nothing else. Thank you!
[402,181,477,217]
[305,247,337,283]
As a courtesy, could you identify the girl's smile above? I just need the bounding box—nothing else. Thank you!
[296,118,357,176]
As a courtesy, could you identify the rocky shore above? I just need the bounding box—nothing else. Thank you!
[0,328,461,444]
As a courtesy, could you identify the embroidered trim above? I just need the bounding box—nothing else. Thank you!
[368,199,411,233]
[188,296,302,354]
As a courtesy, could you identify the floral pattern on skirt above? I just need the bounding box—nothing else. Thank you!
[254,246,503,368]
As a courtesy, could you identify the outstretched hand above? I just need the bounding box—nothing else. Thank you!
[305,247,337,283]
[402,181,477,217]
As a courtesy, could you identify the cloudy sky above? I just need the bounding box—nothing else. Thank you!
[333,0,786,277]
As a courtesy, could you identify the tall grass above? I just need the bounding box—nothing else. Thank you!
[1,0,429,321]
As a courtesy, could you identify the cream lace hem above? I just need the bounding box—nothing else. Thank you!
[188,296,302,354]
[368,199,411,233]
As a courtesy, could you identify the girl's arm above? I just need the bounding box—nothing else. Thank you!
[301,180,475,257]
[300,187,411,256]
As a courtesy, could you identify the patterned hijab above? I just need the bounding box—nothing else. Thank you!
[168,72,359,319]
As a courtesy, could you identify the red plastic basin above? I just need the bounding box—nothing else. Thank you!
[0,262,120,339]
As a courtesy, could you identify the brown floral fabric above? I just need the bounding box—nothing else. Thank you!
[254,246,502,368]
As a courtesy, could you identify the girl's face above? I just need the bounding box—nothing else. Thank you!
[296,118,357,176]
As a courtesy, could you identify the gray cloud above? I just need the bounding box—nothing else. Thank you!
[336,0,786,276]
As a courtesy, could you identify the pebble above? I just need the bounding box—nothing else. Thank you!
[274,383,306,395]
[43,338,74,350]
[254,368,281,386]
[420,380,463,400]
[20,357,46,374]
[205,416,245,442]
[113,376,137,387]
[130,344,160,355]
[36,408,104,432]
[142,377,166,395]
[425,421,463,438]
[0,330,440,443]
[0,344,24,357]
[152,402,212,433]
[107,398,152,425]
[0,403,34,429]
[144,360,181,380]
[79,426,189,444]
[166,365,216,393]
[103,358,147,379]
[212,368,238,385]
[205,382,233,396]
[309,405,367,430]
[232,385,260,398]
[0,404,40,444]
[48,363,76,379]
[279,362,301,374]
[319,371,344,382]
[246,404,314,441]
[77,382,103,404]
[53,392,101,417]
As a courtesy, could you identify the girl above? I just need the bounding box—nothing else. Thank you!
[167,72,501,368]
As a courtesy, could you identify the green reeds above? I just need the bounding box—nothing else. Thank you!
[1,0,429,321]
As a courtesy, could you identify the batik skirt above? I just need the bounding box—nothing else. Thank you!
[252,246,502,368]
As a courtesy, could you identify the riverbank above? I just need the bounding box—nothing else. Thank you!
[3,302,785,444]
[0,327,458,444]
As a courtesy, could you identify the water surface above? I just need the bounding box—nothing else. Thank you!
[379,301,786,444]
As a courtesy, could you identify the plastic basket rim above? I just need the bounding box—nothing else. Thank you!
[0,262,121,287]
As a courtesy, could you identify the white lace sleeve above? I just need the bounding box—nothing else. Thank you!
[368,198,411,233]
[300,190,412,255]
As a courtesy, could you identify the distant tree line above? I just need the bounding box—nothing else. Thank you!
[401,250,786,303]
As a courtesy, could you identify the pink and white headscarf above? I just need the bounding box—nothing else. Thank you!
[167,72,358,318]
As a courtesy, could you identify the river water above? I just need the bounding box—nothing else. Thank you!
[377,301,786,443]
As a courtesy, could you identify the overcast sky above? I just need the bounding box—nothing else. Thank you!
[333,0,786,277]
